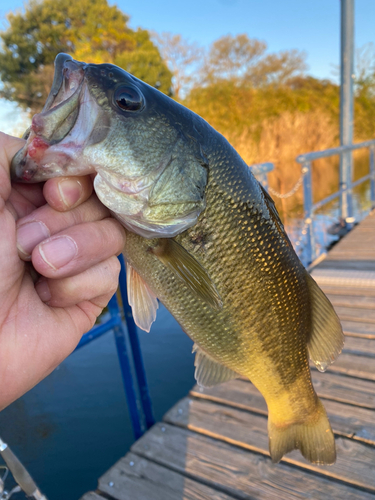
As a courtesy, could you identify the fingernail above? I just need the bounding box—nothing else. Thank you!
[17,221,51,259]
[39,236,78,270]
[35,279,51,303]
[58,179,83,208]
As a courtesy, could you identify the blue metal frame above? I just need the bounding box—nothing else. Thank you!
[75,258,155,440]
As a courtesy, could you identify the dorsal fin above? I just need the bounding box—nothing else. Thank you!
[151,238,223,310]
[126,261,159,332]
[193,344,240,387]
[260,184,293,248]
[305,272,344,372]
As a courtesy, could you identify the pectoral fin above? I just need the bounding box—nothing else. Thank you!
[193,344,240,387]
[151,239,223,310]
[306,272,344,372]
[126,261,159,332]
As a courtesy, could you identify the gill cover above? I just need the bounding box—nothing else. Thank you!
[93,126,208,239]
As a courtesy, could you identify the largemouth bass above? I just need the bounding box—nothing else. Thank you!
[11,53,344,464]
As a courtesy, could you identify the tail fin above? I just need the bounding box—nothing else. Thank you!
[268,399,336,464]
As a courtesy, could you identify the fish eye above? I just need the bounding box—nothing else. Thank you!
[114,86,144,112]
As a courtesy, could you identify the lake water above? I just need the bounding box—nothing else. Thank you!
[0,187,372,499]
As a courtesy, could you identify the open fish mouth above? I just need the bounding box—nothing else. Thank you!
[11,54,98,182]
[11,52,208,239]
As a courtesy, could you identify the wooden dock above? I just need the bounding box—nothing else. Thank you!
[82,211,375,500]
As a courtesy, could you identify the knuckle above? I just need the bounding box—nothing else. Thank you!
[105,257,121,292]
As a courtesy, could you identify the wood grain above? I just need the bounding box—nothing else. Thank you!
[327,294,375,309]
[343,336,375,356]
[190,379,375,445]
[341,320,375,337]
[98,451,236,500]
[334,306,375,324]
[318,260,375,270]
[164,397,375,492]
[322,353,375,380]
[321,286,375,298]
[311,371,375,409]
[132,423,375,500]
[80,494,106,500]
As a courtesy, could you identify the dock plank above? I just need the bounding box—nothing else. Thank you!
[311,371,375,409]
[98,451,236,500]
[190,379,375,445]
[133,423,375,500]
[343,336,375,356]
[327,294,375,309]
[318,260,375,270]
[334,306,375,324]
[321,285,375,298]
[164,397,375,493]
[80,494,107,500]
[340,320,375,338]
[324,353,375,380]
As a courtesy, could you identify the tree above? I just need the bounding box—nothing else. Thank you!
[198,34,306,87]
[152,32,203,99]
[354,43,375,139]
[0,0,172,113]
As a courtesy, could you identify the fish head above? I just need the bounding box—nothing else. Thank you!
[11,53,209,238]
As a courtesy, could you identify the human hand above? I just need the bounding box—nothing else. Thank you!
[0,132,126,410]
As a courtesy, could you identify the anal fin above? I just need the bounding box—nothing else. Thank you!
[305,273,344,372]
[126,260,159,332]
[193,343,239,387]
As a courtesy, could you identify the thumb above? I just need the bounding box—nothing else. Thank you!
[0,132,26,201]
[0,132,25,168]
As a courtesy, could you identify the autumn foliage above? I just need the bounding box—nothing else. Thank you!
[1,3,375,218]
[0,0,172,113]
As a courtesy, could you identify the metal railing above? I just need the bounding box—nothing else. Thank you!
[75,254,154,440]
[249,162,274,190]
[296,139,375,265]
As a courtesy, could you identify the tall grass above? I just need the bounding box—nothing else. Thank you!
[221,111,340,220]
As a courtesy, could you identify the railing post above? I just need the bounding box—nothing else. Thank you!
[370,146,375,208]
[107,295,144,439]
[117,254,155,430]
[302,161,314,265]
[339,0,355,222]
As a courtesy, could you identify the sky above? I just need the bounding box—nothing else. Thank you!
[0,0,374,134]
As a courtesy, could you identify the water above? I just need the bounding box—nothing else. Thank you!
[0,185,371,499]
[0,305,195,499]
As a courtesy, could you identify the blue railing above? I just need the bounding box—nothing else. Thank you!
[75,254,154,439]
[249,162,274,190]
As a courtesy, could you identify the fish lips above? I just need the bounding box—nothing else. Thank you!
[11,54,88,182]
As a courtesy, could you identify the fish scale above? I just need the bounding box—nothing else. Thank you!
[125,142,314,406]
